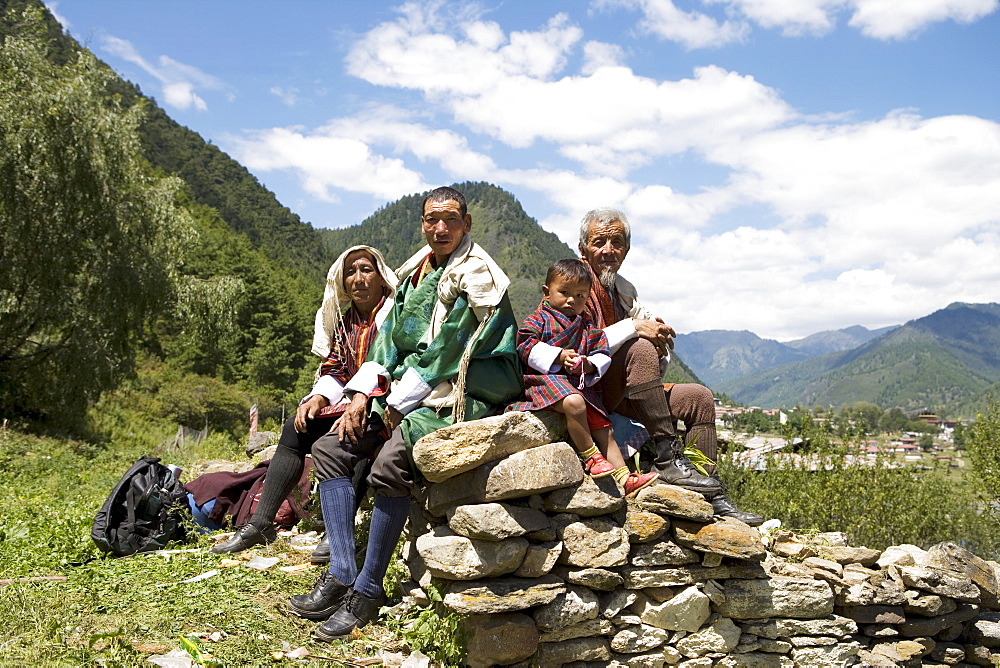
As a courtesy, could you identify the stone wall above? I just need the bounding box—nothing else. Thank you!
[395,411,1000,667]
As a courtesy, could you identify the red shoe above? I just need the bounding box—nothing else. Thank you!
[584,453,615,478]
[623,471,657,497]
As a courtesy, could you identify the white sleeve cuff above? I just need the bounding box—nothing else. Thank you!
[344,361,388,397]
[528,341,562,373]
[386,367,432,414]
[584,353,612,387]
[604,319,637,354]
[307,375,345,405]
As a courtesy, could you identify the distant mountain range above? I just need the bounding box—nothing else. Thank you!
[676,325,895,387]
[679,303,1000,416]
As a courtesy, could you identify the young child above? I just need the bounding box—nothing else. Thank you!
[508,259,657,496]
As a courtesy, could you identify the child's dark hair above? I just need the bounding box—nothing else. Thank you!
[545,258,593,287]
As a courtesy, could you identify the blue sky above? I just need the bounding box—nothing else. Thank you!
[48,0,1000,340]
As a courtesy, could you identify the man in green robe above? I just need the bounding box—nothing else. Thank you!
[288,186,522,641]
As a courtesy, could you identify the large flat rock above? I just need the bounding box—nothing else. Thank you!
[413,411,554,483]
[443,575,565,614]
[715,576,835,619]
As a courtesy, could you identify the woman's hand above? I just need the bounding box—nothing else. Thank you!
[294,395,330,432]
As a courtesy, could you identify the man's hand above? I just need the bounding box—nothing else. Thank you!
[634,318,676,356]
[294,395,330,432]
[335,392,369,444]
[383,406,404,433]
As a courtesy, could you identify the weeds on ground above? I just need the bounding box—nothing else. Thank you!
[0,426,422,666]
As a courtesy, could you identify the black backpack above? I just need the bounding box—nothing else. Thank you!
[91,456,190,556]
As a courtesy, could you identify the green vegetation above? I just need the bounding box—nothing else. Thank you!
[0,7,191,427]
[965,397,1000,503]
[0,425,446,666]
[720,416,1000,556]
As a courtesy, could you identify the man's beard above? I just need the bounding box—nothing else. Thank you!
[599,267,617,290]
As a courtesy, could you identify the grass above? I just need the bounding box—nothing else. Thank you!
[0,423,419,667]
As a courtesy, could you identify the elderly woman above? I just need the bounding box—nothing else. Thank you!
[212,245,397,554]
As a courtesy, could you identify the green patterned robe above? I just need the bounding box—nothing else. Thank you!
[368,263,522,451]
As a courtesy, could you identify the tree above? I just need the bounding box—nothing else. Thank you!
[953,420,967,450]
[879,407,910,434]
[918,433,934,451]
[0,7,192,422]
[966,397,1000,502]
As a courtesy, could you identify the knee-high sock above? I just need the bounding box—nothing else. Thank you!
[688,422,718,474]
[626,380,675,442]
[318,477,357,585]
[249,443,304,530]
[352,494,409,600]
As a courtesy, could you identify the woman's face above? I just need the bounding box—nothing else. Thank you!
[343,250,386,315]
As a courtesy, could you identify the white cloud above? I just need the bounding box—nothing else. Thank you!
[270,86,300,107]
[346,7,793,173]
[596,0,750,48]
[605,0,998,43]
[848,0,999,39]
[581,40,626,74]
[100,36,225,111]
[347,4,582,94]
[224,109,503,203]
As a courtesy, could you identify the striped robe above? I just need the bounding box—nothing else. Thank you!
[313,297,387,419]
[507,302,610,417]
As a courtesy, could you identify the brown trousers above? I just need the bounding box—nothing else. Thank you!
[601,337,718,468]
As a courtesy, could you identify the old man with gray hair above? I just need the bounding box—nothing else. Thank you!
[577,207,763,526]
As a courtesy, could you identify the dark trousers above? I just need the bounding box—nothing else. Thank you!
[311,417,415,499]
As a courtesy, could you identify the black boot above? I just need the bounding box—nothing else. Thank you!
[651,437,722,495]
[310,534,330,564]
[210,523,277,554]
[711,493,765,526]
[287,570,349,620]
[313,588,383,641]
[708,474,764,526]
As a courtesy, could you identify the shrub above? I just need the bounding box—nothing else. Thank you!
[720,447,1000,557]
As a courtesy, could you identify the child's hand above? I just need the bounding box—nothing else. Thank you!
[560,349,582,373]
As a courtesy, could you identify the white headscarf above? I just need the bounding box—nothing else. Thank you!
[311,245,398,358]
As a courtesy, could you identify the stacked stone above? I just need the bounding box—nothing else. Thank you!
[398,412,1000,667]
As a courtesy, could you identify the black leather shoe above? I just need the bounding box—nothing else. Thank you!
[310,534,330,564]
[711,493,765,527]
[313,588,383,641]
[287,570,349,620]
[210,523,277,554]
[651,437,723,495]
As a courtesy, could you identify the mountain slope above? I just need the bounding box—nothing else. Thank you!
[784,324,897,357]
[718,303,1000,414]
[674,330,809,387]
[676,324,895,388]
[319,182,575,320]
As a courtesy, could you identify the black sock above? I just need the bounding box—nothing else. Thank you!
[249,443,304,529]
